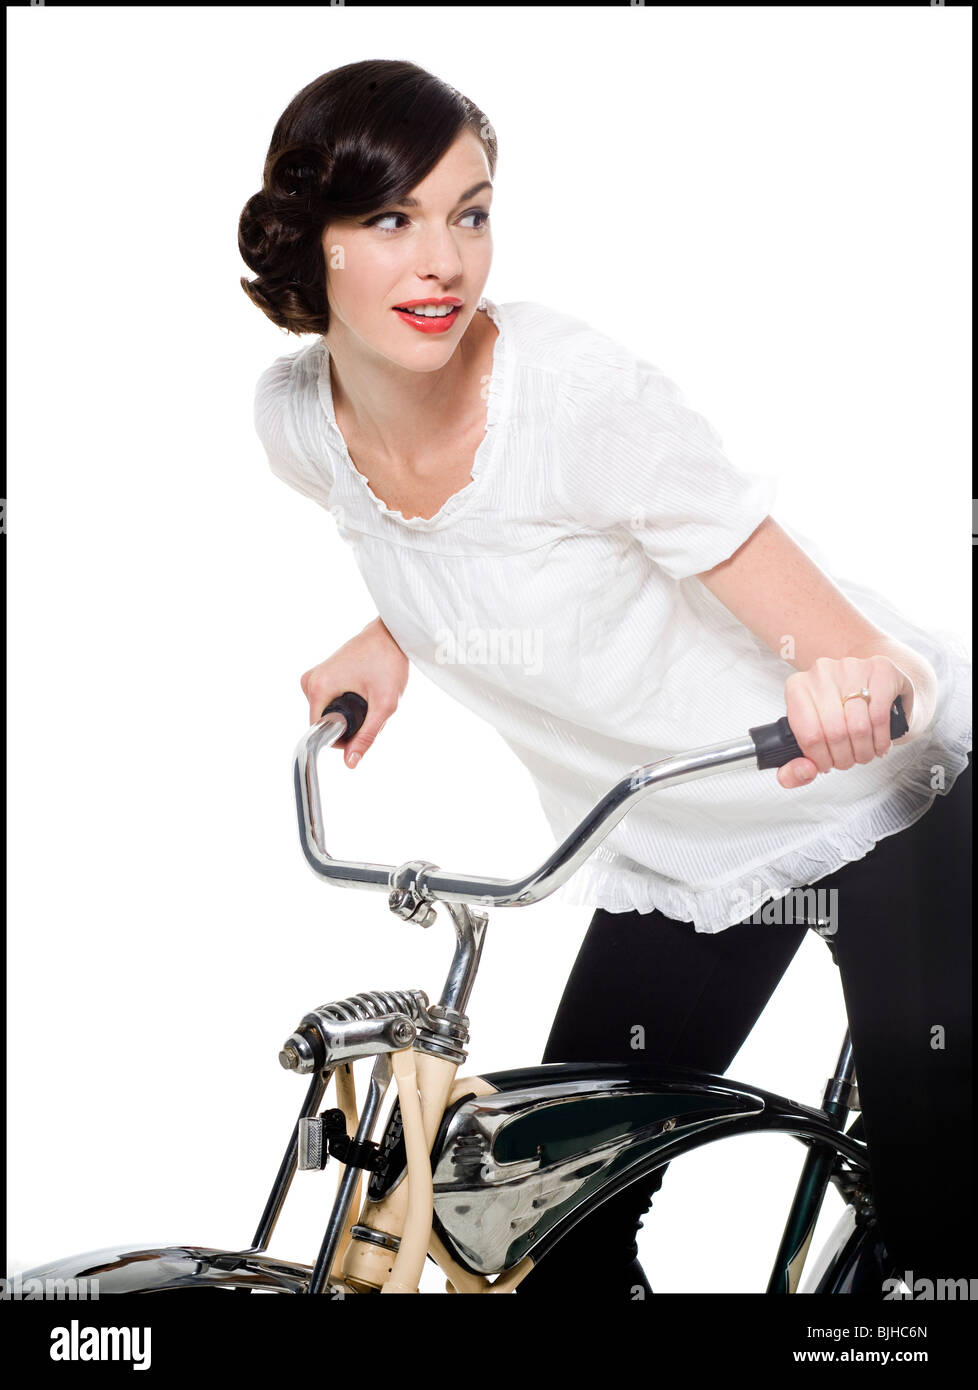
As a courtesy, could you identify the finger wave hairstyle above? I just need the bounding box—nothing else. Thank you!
[239,59,498,338]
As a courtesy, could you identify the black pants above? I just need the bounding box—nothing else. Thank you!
[516,751,973,1296]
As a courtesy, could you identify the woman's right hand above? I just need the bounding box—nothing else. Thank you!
[300,617,409,769]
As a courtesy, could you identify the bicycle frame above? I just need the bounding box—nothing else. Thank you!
[24,1034,877,1296]
[18,696,907,1296]
[250,936,873,1294]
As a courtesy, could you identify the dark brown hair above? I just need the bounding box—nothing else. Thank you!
[238,59,497,338]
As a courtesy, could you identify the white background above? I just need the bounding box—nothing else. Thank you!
[6,6,971,1295]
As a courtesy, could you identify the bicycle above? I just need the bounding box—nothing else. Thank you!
[16,692,910,1295]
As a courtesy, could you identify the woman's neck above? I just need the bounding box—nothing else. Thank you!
[324,307,496,472]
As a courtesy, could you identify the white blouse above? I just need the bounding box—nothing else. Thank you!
[254,298,972,933]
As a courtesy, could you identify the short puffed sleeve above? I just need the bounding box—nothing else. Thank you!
[253,351,333,509]
[552,354,777,581]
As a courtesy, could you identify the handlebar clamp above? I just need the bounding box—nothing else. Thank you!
[389,860,441,926]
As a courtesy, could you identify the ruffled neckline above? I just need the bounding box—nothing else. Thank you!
[315,297,508,530]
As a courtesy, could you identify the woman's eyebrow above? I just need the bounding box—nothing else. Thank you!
[394,180,493,209]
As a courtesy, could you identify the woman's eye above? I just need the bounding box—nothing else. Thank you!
[371,213,408,234]
[365,209,490,235]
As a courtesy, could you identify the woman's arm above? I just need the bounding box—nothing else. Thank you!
[694,516,939,788]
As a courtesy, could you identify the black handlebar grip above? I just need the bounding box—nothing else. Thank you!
[320,691,369,746]
[749,694,909,771]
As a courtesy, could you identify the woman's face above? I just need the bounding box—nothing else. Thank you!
[321,129,493,369]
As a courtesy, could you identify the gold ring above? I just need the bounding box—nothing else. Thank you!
[841,687,871,707]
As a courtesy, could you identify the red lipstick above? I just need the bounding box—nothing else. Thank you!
[391,297,463,334]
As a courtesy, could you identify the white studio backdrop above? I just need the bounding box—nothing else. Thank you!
[6,7,971,1295]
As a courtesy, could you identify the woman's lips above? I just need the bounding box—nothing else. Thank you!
[391,305,461,334]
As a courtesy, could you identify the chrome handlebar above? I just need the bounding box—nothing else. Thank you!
[292,692,909,916]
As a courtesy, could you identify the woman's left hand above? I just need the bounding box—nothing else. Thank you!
[778,655,916,790]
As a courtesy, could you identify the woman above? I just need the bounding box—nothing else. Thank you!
[240,60,972,1294]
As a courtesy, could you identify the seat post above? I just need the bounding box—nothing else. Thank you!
[807,923,860,1117]
[822,1029,858,1120]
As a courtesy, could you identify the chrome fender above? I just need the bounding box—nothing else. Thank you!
[13,1244,315,1294]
